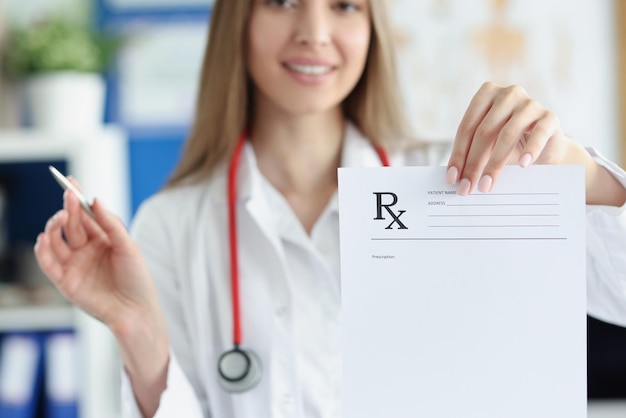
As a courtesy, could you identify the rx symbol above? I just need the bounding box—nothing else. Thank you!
[373,192,408,229]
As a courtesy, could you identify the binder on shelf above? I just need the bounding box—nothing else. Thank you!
[0,332,44,418]
[45,332,79,418]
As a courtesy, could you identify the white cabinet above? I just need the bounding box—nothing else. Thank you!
[0,127,127,418]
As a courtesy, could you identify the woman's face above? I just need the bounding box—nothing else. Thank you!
[247,0,371,118]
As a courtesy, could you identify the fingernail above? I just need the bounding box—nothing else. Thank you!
[446,166,459,184]
[477,175,493,193]
[519,153,532,168]
[456,178,471,196]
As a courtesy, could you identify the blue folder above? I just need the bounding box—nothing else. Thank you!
[0,332,44,418]
[44,332,78,418]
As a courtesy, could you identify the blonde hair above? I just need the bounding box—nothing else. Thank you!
[167,0,410,186]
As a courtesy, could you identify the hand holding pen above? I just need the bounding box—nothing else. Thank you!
[34,168,166,337]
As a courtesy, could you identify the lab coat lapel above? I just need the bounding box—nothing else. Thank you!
[237,142,288,257]
[340,123,388,168]
[238,142,305,414]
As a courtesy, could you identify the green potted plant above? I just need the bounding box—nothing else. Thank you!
[2,14,121,134]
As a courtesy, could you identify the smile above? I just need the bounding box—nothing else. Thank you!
[285,63,334,75]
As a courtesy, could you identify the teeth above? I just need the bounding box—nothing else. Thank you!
[287,64,332,75]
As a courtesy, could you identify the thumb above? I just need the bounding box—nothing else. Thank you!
[91,198,133,250]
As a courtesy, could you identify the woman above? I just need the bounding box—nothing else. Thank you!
[35,0,626,417]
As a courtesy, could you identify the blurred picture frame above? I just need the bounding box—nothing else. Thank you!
[97,0,212,19]
[110,19,209,131]
[95,1,211,134]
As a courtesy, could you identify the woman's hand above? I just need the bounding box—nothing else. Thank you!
[34,184,169,416]
[446,82,626,207]
[35,186,157,331]
[446,82,565,194]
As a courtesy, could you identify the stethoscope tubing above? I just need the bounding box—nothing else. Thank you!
[228,129,248,346]
[221,129,389,391]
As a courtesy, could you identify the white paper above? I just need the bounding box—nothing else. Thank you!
[338,165,586,418]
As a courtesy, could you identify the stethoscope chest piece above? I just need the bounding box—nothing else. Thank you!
[218,346,262,393]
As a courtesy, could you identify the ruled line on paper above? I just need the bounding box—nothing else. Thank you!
[428,214,559,217]
[370,237,568,241]
[424,188,563,236]
[428,225,559,228]
[445,203,559,207]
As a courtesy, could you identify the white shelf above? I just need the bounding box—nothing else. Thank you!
[0,305,75,331]
[0,126,130,225]
[0,126,126,162]
[0,127,128,418]
[588,400,626,417]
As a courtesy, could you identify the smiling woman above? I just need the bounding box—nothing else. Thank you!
[167,0,408,187]
[30,0,626,417]
[246,0,371,116]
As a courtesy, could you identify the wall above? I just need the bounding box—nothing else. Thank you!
[391,0,619,161]
[1,0,622,207]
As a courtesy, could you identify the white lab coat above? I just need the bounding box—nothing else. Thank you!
[122,124,626,418]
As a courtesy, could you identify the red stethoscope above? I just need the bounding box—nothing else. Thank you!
[217,129,390,392]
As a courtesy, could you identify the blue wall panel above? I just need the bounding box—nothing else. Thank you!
[94,1,209,219]
[128,136,184,216]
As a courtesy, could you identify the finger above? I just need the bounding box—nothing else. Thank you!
[66,176,94,208]
[83,214,110,245]
[447,82,499,184]
[479,102,546,192]
[92,199,131,251]
[63,189,88,248]
[70,200,110,244]
[517,111,560,167]
[45,211,73,263]
[34,233,65,285]
[45,209,65,234]
[64,176,105,240]
[458,94,516,195]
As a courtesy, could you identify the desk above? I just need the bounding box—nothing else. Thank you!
[588,400,626,417]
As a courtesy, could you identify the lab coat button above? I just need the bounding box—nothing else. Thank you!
[274,306,288,318]
[281,393,294,405]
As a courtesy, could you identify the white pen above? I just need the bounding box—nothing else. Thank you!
[48,165,96,220]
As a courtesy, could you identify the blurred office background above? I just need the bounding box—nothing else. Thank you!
[0,0,624,417]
